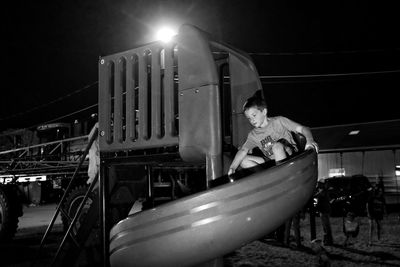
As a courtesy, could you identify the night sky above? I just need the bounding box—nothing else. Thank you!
[3,1,400,131]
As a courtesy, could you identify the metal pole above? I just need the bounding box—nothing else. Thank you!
[100,159,110,267]
[310,199,316,241]
[39,128,98,248]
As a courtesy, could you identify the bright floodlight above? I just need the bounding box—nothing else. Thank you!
[155,27,176,43]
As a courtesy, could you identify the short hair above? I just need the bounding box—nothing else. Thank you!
[243,96,267,112]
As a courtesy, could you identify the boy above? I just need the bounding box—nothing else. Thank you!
[228,95,318,175]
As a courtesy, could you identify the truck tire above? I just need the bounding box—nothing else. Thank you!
[0,185,23,241]
[59,185,101,266]
[61,185,93,234]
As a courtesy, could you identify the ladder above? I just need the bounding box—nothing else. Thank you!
[36,127,100,266]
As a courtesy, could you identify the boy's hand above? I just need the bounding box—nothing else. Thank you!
[305,141,319,153]
[228,168,235,176]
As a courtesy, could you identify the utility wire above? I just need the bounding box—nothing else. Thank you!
[248,47,400,56]
[2,64,397,123]
[1,103,98,136]
[0,81,98,122]
[2,68,399,132]
[35,103,98,127]
[259,69,400,79]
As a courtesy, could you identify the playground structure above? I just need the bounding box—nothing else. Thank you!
[3,24,318,266]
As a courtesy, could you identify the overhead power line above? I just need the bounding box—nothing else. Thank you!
[36,103,98,127]
[248,47,400,56]
[1,103,98,136]
[259,69,400,79]
[0,81,98,122]
[2,68,399,131]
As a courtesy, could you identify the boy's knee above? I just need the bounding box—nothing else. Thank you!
[272,142,285,153]
[272,142,288,162]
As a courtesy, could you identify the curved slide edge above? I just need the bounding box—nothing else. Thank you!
[110,150,318,267]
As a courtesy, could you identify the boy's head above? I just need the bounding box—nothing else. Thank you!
[242,96,267,112]
[243,96,267,128]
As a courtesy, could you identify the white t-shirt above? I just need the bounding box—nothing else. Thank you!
[242,116,299,159]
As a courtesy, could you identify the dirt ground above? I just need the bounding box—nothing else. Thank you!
[224,213,400,267]
[0,224,63,267]
[1,211,399,266]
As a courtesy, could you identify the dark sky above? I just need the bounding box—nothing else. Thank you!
[3,0,400,131]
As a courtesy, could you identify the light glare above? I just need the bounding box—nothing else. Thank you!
[349,130,360,135]
[155,27,176,43]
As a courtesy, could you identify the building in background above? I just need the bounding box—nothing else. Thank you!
[313,119,400,207]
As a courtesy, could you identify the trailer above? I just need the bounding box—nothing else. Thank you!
[0,122,94,240]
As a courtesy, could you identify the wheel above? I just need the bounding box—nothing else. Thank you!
[61,185,93,234]
[59,185,101,266]
[0,185,23,241]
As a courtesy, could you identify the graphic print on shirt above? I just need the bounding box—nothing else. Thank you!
[260,136,275,157]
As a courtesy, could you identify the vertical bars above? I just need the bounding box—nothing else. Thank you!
[99,42,179,152]
[163,45,176,137]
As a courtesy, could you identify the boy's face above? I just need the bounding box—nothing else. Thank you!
[244,107,267,128]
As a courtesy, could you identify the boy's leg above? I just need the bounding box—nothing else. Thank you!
[240,155,265,169]
[272,142,287,162]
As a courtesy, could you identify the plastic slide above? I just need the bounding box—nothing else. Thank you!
[109,150,318,267]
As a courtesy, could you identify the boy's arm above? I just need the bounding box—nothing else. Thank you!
[295,125,319,152]
[228,148,249,175]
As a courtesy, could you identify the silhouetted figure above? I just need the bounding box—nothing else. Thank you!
[284,211,302,247]
[343,212,359,247]
[366,181,386,246]
[314,180,333,245]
